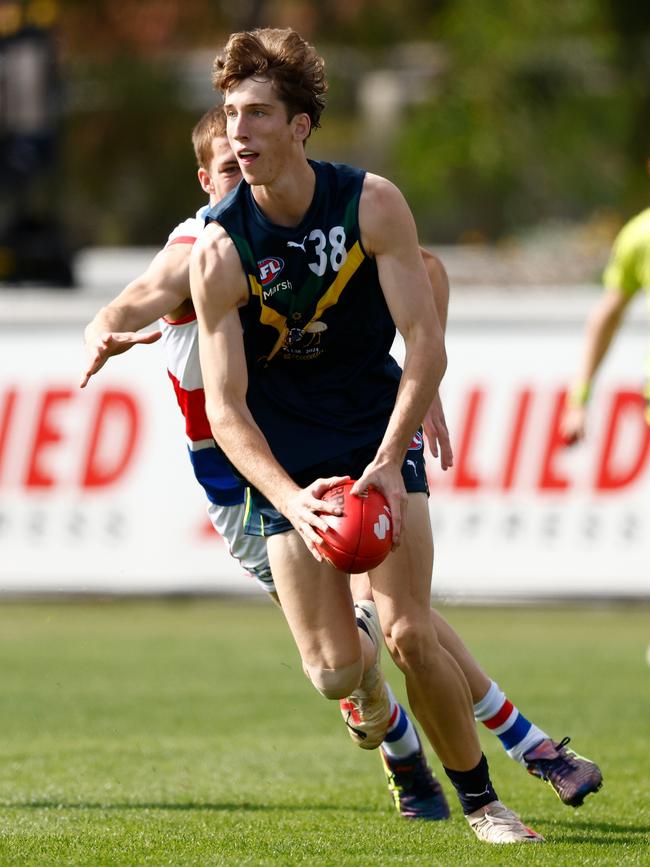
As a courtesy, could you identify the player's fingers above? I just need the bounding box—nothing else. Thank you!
[389,488,408,548]
[107,332,135,347]
[423,420,438,457]
[298,523,323,560]
[311,475,349,498]
[305,540,323,562]
[79,353,106,388]
[313,500,341,518]
[306,506,331,532]
[439,431,453,471]
[135,330,163,345]
[350,474,370,496]
[440,442,454,471]
[300,520,326,554]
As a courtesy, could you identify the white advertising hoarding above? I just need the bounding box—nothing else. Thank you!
[0,291,648,598]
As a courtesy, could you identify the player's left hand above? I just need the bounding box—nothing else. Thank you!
[351,462,407,549]
[423,392,453,470]
[283,475,350,560]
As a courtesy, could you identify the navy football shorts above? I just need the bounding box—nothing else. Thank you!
[244,429,429,538]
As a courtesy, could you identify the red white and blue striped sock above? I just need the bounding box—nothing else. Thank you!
[474,680,548,764]
[380,683,421,759]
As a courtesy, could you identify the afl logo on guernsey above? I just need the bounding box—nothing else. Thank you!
[258,257,284,286]
[408,430,424,451]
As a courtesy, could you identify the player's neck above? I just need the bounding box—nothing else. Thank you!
[251,159,316,228]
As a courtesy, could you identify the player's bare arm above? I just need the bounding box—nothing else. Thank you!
[356,173,447,541]
[190,223,346,558]
[561,287,632,444]
[80,243,193,387]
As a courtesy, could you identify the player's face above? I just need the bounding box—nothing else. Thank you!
[208,135,242,199]
[224,76,308,185]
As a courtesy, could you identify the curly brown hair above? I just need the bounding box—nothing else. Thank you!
[212,28,327,135]
[191,105,227,170]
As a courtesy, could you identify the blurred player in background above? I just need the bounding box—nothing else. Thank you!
[82,105,601,831]
[562,159,650,443]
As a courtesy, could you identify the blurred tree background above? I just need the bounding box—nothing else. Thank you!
[3,0,650,253]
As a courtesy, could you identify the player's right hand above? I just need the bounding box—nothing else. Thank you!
[351,461,407,549]
[283,476,350,560]
[80,330,162,388]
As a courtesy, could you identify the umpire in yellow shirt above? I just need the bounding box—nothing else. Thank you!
[562,192,650,443]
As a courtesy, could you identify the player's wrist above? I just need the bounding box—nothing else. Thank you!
[566,381,591,409]
[368,450,400,474]
[274,480,303,515]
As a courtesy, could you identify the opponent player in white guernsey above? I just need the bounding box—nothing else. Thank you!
[81,106,602,823]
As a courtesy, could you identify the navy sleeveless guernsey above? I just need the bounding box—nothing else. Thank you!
[205,160,402,475]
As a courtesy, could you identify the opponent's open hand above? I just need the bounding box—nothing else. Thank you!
[80,330,162,388]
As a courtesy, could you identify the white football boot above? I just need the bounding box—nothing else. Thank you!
[467,800,545,843]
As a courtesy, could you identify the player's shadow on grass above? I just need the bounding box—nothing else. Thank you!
[2,800,379,814]
[530,816,650,843]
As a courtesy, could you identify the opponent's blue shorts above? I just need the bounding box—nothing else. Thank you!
[244,429,429,538]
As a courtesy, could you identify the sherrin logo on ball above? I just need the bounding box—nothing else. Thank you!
[315,480,393,573]
[373,509,391,541]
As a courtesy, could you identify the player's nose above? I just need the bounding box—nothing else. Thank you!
[230,114,249,140]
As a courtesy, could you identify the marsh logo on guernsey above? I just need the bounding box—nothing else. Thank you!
[408,431,424,451]
[258,257,284,286]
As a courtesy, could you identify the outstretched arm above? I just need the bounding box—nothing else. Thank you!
[356,174,447,542]
[561,288,632,444]
[190,223,345,559]
[80,243,192,387]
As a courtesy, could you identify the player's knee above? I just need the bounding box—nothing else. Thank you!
[384,614,440,672]
[304,659,363,699]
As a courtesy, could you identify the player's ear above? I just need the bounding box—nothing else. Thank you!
[198,167,215,196]
[292,112,311,143]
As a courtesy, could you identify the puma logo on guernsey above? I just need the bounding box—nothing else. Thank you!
[286,235,308,252]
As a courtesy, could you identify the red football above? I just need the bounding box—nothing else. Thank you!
[315,480,393,573]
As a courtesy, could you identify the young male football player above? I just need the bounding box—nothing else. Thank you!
[188,29,599,843]
[84,106,601,833]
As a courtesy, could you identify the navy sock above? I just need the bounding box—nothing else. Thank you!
[444,753,498,815]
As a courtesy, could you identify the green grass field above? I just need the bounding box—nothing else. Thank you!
[0,599,647,866]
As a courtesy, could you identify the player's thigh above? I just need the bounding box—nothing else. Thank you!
[207,501,275,594]
[267,529,361,669]
[368,492,433,625]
